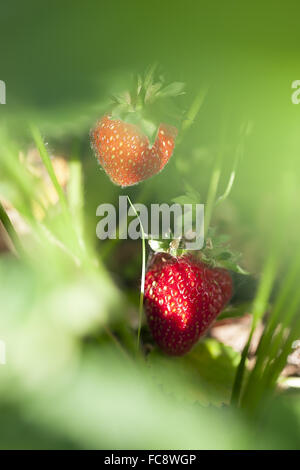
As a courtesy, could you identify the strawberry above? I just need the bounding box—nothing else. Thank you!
[206,267,233,307]
[154,123,178,170]
[90,115,177,187]
[144,253,233,356]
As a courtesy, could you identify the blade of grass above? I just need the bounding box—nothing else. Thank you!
[31,125,87,260]
[0,201,24,255]
[256,248,300,359]
[244,248,300,404]
[231,252,277,405]
[242,173,300,407]
[68,159,86,253]
[31,125,69,214]
[266,316,300,390]
[245,316,300,413]
[262,281,300,381]
[1,147,44,222]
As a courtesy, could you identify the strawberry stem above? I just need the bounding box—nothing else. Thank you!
[204,119,227,237]
[215,122,248,207]
[127,196,146,351]
[177,88,207,145]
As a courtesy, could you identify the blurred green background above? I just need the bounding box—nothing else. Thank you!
[2,0,300,243]
[0,0,300,449]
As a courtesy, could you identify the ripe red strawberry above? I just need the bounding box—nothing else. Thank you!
[206,267,233,307]
[90,115,177,187]
[144,253,233,356]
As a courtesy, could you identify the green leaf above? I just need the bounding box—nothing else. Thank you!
[111,92,131,106]
[148,239,170,253]
[213,234,231,245]
[156,82,186,98]
[172,187,201,206]
[148,339,241,406]
[143,64,158,92]
[144,82,163,104]
[217,260,249,275]
[172,195,196,205]
[218,302,253,320]
[136,74,143,96]
[216,251,232,261]
[110,104,131,119]
[138,118,157,144]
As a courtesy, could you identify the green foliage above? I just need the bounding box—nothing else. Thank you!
[1,2,300,447]
[148,339,241,406]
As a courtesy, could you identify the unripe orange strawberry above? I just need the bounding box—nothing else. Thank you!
[90,116,177,187]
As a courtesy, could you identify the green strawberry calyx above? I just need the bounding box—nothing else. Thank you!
[147,227,249,275]
[109,65,185,144]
